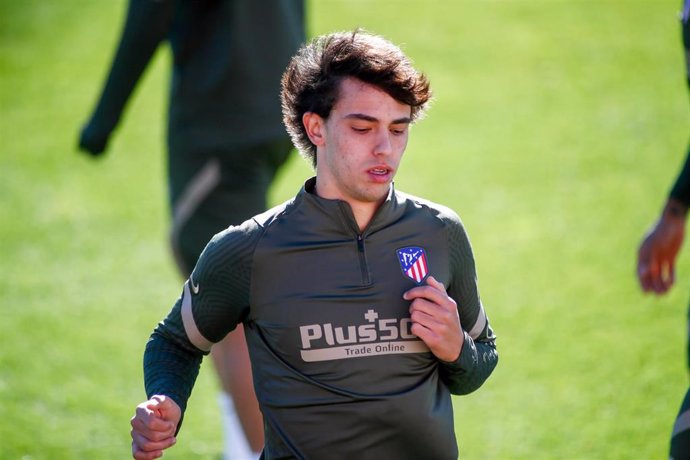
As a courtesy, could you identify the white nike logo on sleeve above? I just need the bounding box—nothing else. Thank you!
[190,277,200,294]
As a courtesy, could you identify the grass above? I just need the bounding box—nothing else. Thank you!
[1,0,688,458]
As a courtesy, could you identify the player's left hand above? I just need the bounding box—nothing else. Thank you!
[403,276,463,362]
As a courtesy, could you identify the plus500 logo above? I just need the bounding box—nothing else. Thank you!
[300,309,416,349]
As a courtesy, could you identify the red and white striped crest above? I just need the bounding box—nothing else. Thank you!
[397,247,429,284]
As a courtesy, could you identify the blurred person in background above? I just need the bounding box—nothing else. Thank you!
[636,2,690,458]
[78,1,305,458]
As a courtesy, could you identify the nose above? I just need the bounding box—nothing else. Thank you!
[373,129,393,156]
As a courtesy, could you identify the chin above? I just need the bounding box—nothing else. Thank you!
[358,185,390,203]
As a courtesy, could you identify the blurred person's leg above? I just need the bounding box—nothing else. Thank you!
[212,326,263,457]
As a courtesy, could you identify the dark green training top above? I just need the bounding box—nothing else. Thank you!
[144,178,498,459]
[668,4,690,204]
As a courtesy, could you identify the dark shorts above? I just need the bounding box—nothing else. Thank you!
[167,139,293,276]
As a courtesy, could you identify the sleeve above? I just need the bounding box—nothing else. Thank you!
[669,146,690,207]
[669,9,690,206]
[437,212,498,395]
[79,0,174,153]
[143,219,261,416]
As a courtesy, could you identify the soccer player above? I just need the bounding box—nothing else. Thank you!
[130,30,499,460]
[79,1,304,458]
[636,2,690,458]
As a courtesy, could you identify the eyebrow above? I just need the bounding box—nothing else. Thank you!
[344,113,412,125]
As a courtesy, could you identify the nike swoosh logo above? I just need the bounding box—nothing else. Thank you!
[190,278,200,295]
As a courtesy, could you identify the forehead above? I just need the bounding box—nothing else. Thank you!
[331,77,412,121]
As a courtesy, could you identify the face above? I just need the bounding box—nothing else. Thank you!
[304,77,412,208]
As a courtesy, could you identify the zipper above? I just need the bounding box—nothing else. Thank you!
[356,234,372,285]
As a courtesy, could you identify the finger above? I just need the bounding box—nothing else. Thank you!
[410,303,460,346]
[637,240,657,292]
[132,444,163,460]
[412,303,458,332]
[667,262,676,290]
[659,260,675,294]
[131,408,176,441]
[409,321,453,360]
[651,259,670,294]
[410,301,456,334]
[131,429,176,455]
[148,395,181,422]
[642,259,661,294]
[425,276,445,291]
[410,320,432,340]
[636,262,653,292]
[147,395,169,414]
[132,437,163,460]
[403,279,448,305]
[408,292,457,320]
[409,301,441,329]
[131,414,176,441]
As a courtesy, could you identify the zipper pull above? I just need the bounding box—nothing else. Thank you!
[357,234,365,252]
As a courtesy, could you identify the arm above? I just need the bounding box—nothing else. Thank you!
[637,6,690,291]
[79,0,173,155]
[131,221,259,457]
[435,213,498,395]
[640,5,690,293]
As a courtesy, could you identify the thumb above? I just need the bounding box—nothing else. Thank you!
[148,395,180,421]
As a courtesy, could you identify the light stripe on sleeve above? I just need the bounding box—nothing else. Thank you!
[181,281,214,352]
[468,305,487,340]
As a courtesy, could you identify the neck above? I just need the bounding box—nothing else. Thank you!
[312,178,387,232]
[349,202,380,232]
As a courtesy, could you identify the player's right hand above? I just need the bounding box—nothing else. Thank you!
[78,122,109,157]
[131,395,181,459]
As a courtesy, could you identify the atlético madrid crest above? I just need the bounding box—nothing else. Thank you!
[397,246,429,284]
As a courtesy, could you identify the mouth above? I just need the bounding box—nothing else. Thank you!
[367,165,394,182]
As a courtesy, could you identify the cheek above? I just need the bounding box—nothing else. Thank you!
[393,135,408,159]
[390,132,408,151]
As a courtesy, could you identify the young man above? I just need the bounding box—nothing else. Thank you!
[130,30,498,460]
[636,2,690,458]
[80,1,305,458]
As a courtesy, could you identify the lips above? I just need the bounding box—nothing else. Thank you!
[367,165,394,183]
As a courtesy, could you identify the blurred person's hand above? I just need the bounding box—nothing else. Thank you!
[637,198,687,295]
[78,121,110,156]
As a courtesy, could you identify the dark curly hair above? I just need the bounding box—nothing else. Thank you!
[280,30,432,167]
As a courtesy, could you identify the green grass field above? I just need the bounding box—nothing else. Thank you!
[1,0,688,458]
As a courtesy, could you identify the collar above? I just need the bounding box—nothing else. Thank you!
[297,177,405,236]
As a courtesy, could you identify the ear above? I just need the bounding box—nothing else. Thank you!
[303,112,326,147]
